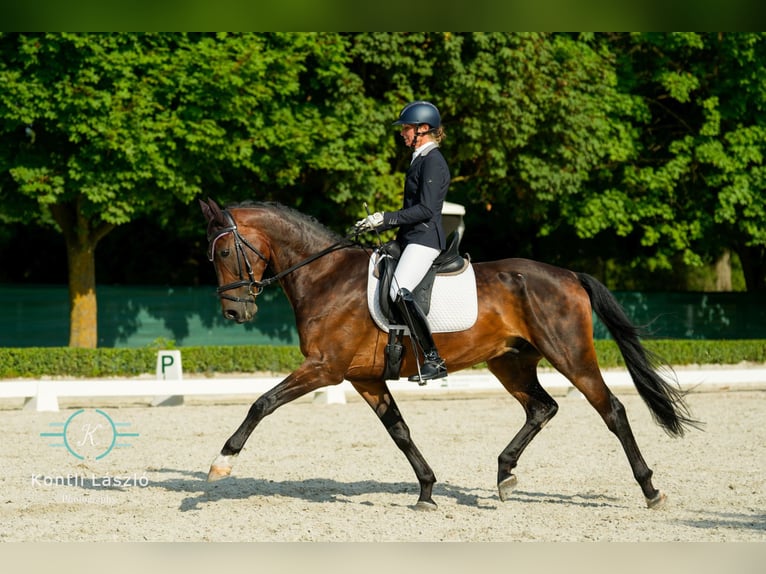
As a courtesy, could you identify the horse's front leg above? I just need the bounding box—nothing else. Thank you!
[208,364,340,481]
[351,379,438,510]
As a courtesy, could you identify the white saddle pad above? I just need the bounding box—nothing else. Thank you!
[366,250,478,333]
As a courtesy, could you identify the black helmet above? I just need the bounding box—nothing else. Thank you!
[392,101,441,128]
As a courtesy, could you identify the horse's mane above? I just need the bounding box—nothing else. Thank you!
[228,200,344,243]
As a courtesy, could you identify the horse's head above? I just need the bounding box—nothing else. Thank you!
[199,198,270,323]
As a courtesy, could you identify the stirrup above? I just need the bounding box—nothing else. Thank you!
[408,358,447,384]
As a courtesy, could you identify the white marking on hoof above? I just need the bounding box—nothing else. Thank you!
[498,475,518,502]
[207,453,236,482]
[414,500,438,511]
[646,491,668,509]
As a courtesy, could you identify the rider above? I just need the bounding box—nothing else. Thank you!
[355,100,450,383]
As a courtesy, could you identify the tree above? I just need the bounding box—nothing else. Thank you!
[1,33,191,346]
[4,31,763,332]
[565,32,766,290]
[0,32,389,346]
[341,33,642,265]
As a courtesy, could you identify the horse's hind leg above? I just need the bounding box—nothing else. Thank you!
[487,351,559,502]
[570,370,666,508]
[532,341,665,507]
[537,333,665,507]
[351,380,438,510]
[513,273,666,508]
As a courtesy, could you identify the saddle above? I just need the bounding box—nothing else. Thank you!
[371,231,474,380]
[375,231,468,322]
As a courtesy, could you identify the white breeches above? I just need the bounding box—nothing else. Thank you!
[389,243,441,301]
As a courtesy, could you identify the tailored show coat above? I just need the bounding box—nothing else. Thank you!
[382,145,451,251]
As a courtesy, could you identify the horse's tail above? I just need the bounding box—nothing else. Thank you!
[577,272,701,437]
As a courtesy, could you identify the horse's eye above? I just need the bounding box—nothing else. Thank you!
[220,248,231,258]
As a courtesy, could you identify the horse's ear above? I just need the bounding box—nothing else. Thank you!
[199,197,222,224]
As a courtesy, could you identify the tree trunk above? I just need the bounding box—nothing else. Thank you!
[714,249,732,291]
[66,238,98,348]
[51,200,114,348]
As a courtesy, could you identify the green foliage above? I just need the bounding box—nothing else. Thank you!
[0,33,382,224]
[180,346,305,375]
[0,347,156,378]
[591,339,766,367]
[520,339,766,370]
[0,345,305,378]
[643,339,766,366]
[2,31,766,359]
[0,342,762,379]
[445,33,639,217]
[145,337,177,350]
[569,33,766,289]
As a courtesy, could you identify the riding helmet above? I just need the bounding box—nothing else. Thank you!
[392,101,441,128]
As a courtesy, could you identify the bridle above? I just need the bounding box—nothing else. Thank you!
[207,209,355,303]
[207,210,269,303]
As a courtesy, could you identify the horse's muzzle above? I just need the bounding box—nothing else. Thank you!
[222,301,258,323]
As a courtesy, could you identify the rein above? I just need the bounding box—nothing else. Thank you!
[208,209,355,303]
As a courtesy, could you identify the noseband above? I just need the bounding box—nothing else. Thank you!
[207,209,355,303]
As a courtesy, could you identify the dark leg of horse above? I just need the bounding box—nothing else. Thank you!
[487,351,559,502]
[208,363,342,481]
[581,383,666,508]
[509,271,666,508]
[540,351,666,508]
[549,344,666,508]
[351,380,438,510]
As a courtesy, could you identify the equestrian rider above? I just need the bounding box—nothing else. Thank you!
[355,100,450,382]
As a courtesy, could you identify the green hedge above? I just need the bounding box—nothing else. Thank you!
[0,345,304,379]
[0,340,763,379]
[641,339,766,366]
[545,340,766,369]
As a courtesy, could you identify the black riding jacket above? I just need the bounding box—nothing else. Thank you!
[382,145,451,251]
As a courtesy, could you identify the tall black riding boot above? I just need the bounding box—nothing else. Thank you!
[394,288,447,383]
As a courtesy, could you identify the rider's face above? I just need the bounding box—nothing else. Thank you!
[400,124,429,148]
[399,124,417,147]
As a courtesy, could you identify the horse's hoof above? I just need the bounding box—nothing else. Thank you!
[207,453,235,482]
[207,464,232,482]
[646,491,667,509]
[414,499,438,511]
[498,475,518,502]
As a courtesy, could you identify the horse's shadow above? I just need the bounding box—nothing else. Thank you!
[149,467,624,512]
[677,510,766,534]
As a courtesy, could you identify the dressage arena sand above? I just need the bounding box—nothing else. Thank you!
[1,379,764,549]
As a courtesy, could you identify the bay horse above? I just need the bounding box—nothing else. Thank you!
[199,198,699,510]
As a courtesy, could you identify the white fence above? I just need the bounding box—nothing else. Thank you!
[1,353,764,412]
[0,350,348,411]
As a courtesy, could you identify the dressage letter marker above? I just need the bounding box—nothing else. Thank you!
[153,350,184,406]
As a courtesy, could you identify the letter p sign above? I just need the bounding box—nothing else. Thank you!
[156,350,182,380]
[161,354,174,373]
[154,350,184,407]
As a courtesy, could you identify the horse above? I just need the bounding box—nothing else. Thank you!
[199,197,699,510]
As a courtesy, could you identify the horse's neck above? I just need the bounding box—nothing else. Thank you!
[277,244,367,320]
[267,229,336,274]
[248,212,350,284]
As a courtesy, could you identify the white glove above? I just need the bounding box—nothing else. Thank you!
[354,212,384,232]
